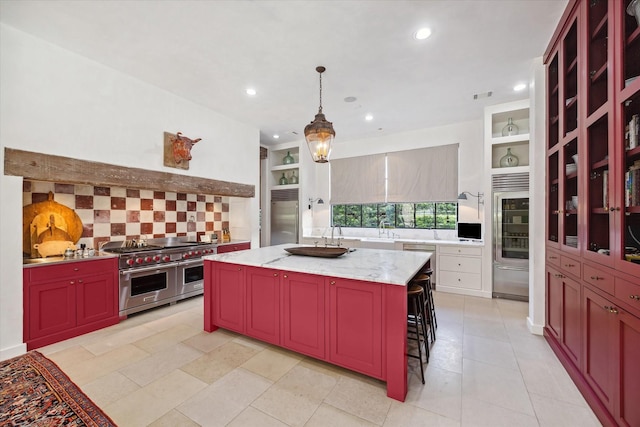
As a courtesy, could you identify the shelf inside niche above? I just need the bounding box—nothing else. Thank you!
[491,140,529,169]
[271,163,299,171]
[490,108,530,137]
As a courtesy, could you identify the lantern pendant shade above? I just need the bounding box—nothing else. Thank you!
[304,66,335,163]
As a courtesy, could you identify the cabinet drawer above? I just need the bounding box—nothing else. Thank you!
[615,278,640,315]
[559,255,581,279]
[27,258,116,283]
[439,246,482,257]
[439,255,481,274]
[546,250,561,267]
[439,271,481,290]
[583,263,614,296]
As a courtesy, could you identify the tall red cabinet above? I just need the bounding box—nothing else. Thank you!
[544,1,640,426]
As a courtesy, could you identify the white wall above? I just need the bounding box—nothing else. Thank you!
[0,25,260,360]
[306,120,485,235]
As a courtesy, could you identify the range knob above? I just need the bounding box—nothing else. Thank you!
[144,256,152,262]
[126,259,134,266]
[194,250,201,255]
[135,258,144,264]
[162,255,171,262]
[153,255,161,262]
[183,253,190,259]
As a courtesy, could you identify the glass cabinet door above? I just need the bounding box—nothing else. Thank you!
[563,140,579,251]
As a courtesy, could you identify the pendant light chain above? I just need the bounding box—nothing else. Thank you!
[318,71,323,113]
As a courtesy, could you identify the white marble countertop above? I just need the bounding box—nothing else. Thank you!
[302,235,484,247]
[204,244,432,286]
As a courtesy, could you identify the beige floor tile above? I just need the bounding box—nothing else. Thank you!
[240,346,303,381]
[251,385,321,426]
[143,369,208,408]
[44,345,96,371]
[251,364,338,426]
[182,328,237,353]
[64,344,150,386]
[304,403,378,427]
[82,323,158,355]
[518,357,587,407]
[181,341,259,384]
[463,317,510,342]
[462,334,519,370]
[324,375,393,425]
[433,291,465,309]
[81,371,141,408]
[509,332,559,363]
[227,406,289,427]
[433,320,464,343]
[427,337,463,374]
[384,401,460,427]
[462,358,535,416]
[405,365,462,420]
[463,297,502,321]
[133,323,201,353]
[119,342,202,386]
[177,368,273,426]
[148,409,200,427]
[105,388,171,426]
[232,334,269,351]
[530,392,602,426]
[461,397,539,427]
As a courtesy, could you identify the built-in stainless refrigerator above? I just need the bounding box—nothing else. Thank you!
[270,200,299,245]
[493,190,529,301]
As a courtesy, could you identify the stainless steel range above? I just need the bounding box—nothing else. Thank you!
[102,237,216,318]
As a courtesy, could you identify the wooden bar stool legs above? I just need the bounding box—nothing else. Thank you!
[407,284,429,384]
[412,270,437,343]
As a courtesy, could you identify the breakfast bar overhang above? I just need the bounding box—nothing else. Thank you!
[203,244,432,401]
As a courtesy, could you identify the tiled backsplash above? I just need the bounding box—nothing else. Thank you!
[23,180,230,250]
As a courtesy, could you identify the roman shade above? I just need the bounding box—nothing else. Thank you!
[386,144,459,202]
[330,153,386,204]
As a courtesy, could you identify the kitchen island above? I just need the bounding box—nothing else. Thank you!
[203,244,431,401]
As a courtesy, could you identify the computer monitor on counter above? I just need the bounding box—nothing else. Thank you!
[457,222,482,241]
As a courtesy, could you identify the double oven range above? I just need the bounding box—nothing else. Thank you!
[102,237,216,318]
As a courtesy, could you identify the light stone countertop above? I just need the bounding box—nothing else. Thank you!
[302,235,484,247]
[204,244,432,286]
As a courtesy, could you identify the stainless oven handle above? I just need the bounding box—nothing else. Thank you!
[178,259,204,267]
[120,264,178,275]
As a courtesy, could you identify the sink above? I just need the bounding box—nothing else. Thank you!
[358,238,396,250]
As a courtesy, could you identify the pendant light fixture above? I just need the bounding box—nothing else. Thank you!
[304,66,335,163]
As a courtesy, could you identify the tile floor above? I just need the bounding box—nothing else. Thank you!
[39,292,602,427]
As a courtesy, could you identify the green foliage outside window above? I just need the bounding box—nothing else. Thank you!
[332,202,457,229]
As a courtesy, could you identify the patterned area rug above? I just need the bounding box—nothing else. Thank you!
[0,350,116,426]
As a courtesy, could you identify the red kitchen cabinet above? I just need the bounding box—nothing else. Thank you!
[217,242,251,254]
[23,257,119,350]
[328,277,382,378]
[281,271,325,359]
[546,266,582,368]
[583,286,615,413]
[545,2,640,423]
[583,285,640,427]
[27,280,76,340]
[245,266,280,345]
[211,262,245,333]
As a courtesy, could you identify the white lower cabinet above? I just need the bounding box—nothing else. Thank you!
[437,245,483,292]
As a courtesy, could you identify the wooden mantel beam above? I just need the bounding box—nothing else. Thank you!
[4,148,255,198]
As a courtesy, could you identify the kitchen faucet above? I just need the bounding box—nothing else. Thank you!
[329,225,342,246]
[378,219,391,238]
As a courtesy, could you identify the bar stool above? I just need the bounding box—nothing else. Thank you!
[407,284,429,384]
[411,271,437,342]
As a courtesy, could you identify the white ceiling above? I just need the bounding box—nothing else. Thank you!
[0,0,567,147]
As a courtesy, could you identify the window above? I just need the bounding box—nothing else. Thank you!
[332,202,457,229]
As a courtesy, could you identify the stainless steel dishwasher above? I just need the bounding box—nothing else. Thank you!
[402,243,436,287]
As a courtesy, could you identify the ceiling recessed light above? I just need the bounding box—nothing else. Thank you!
[344,96,357,103]
[273,134,279,139]
[513,83,527,92]
[246,88,256,96]
[365,114,373,121]
[414,27,432,40]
